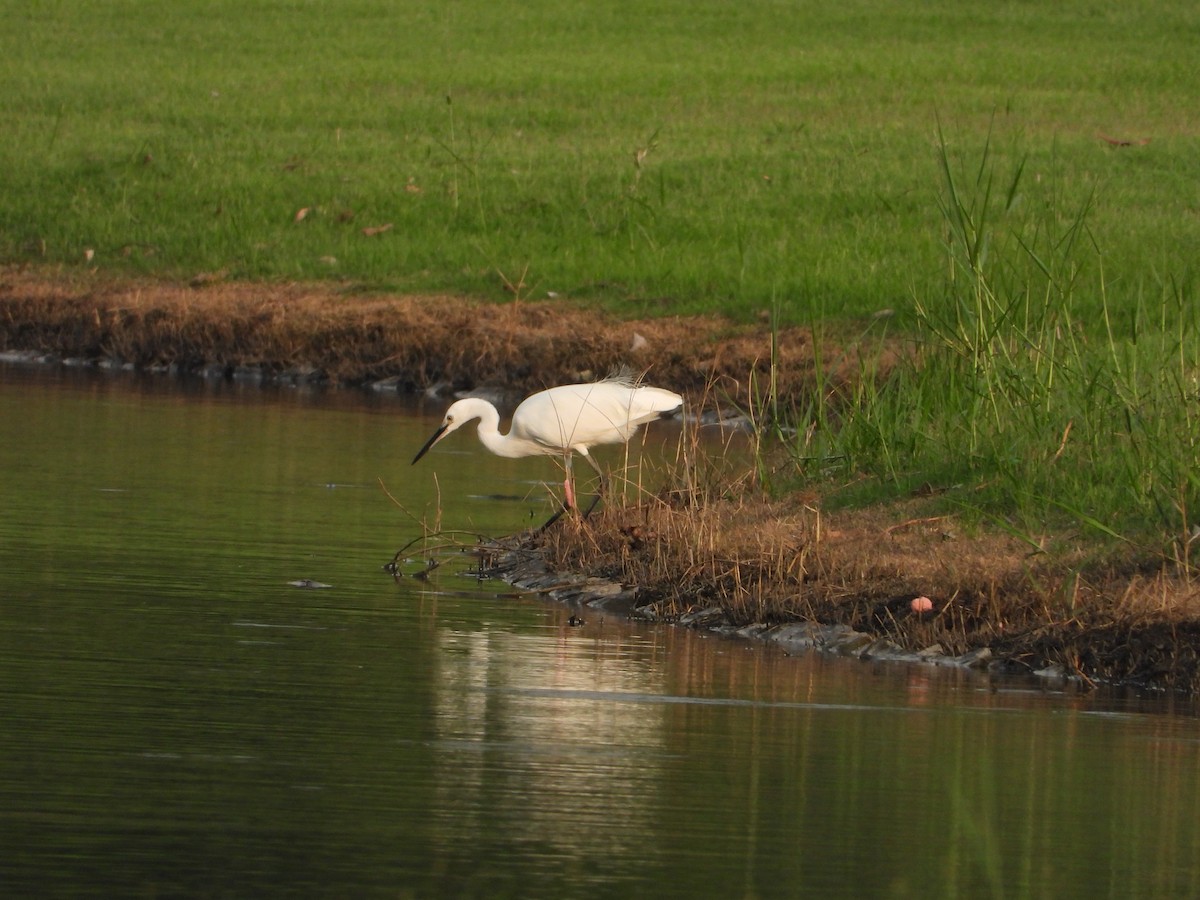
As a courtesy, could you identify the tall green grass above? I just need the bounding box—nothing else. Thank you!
[1,0,1197,323]
[781,132,1200,565]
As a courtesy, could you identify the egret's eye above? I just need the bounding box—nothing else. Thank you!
[445,415,454,424]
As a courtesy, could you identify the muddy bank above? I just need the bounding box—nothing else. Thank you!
[481,532,1006,675]
[0,266,880,407]
[477,516,1200,695]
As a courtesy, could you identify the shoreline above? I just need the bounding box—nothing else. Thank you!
[0,266,869,406]
[478,511,1200,697]
[6,266,1200,695]
[485,533,1014,674]
[478,532,1200,705]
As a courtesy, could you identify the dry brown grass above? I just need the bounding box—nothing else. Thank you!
[534,493,1200,692]
[0,265,882,405]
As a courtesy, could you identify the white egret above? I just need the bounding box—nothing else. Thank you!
[412,377,683,524]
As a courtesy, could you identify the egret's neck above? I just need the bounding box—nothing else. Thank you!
[457,398,520,459]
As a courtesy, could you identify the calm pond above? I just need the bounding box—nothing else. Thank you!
[2,364,1199,898]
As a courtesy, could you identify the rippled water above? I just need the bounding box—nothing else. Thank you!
[2,364,1198,897]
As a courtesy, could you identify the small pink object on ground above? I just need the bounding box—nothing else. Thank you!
[911,596,934,614]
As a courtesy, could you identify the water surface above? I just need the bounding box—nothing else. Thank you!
[1,365,1198,897]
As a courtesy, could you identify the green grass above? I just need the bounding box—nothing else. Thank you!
[772,132,1200,566]
[1,0,1197,322]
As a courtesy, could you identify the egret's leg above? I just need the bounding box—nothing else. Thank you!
[538,504,568,532]
[580,452,606,519]
[563,454,577,511]
[537,456,574,532]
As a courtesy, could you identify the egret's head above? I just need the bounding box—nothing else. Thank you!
[411,401,473,465]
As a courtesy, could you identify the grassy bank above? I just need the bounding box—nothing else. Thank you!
[4,268,1199,688]
[1,0,1197,323]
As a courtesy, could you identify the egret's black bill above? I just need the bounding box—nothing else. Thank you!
[412,424,448,465]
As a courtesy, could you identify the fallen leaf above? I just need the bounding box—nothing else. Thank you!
[1098,133,1151,147]
[189,269,228,287]
[361,223,394,237]
[294,207,311,222]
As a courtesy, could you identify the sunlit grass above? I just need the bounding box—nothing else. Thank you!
[771,133,1200,566]
[1,0,1197,323]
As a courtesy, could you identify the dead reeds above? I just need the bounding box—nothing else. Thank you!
[533,491,1200,692]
